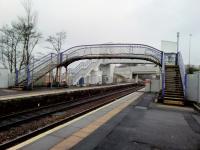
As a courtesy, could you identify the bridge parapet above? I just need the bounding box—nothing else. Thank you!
[15,44,163,88]
[61,44,162,66]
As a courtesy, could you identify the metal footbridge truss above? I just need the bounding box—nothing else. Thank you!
[15,43,186,101]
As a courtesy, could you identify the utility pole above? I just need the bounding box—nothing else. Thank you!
[32,56,34,89]
[189,34,192,67]
[177,32,180,53]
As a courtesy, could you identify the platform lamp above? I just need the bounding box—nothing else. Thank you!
[177,32,180,53]
[175,32,180,65]
[189,34,192,67]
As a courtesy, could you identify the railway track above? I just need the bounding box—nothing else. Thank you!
[0,85,143,149]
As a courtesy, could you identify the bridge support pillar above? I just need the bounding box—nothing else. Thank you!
[135,74,139,83]
[65,66,68,87]
[84,75,90,86]
[89,69,102,85]
[55,66,62,86]
[48,68,53,89]
[23,64,32,90]
[100,64,114,84]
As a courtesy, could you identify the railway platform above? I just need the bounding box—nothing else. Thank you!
[9,89,200,150]
[0,83,132,101]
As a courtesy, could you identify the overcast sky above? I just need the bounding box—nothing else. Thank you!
[0,0,199,65]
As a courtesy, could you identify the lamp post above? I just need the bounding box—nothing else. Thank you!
[189,34,192,67]
[177,32,180,53]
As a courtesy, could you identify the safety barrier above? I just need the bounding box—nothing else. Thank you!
[15,44,163,88]
[177,52,186,97]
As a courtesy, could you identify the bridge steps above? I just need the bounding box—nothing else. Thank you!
[163,100,184,106]
[164,94,184,98]
[163,65,184,106]
[165,91,183,95]
[165,85,182,88]
[165,81,182,84]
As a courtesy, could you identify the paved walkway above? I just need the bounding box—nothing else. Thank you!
[9,91,200,150]
[72,94,200,150]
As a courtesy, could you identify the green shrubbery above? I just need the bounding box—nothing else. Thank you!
[186,66,200,74]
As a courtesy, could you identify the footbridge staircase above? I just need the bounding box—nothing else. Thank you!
[162,52,186,105]
[68,60,101,85]
[14,43,186,105]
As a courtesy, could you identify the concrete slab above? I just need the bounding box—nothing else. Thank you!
[70,117,95,128]
[193,114,200,125]
[19,135,62,150]
[70,108,132,150]
[84,109,109,120]
[51,125,80,138]
[72,94,200,150]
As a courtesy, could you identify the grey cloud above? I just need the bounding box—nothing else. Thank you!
[0,0,199,65]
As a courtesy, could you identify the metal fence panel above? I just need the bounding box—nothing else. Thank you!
[186,73,200,102]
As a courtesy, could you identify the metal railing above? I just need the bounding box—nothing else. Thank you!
[164,53,177,65]
[17,53,59,86]
[161,52,165,97]
[61,44,162,66]
[177,52,186,97]
[71,60,101,85]
[15,43,163,87]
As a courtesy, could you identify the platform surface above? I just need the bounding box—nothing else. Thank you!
[71,96,200,150]
[0,83,132,101]
[9,91,200,150]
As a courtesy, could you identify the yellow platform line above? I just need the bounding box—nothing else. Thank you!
[9,90,143,150]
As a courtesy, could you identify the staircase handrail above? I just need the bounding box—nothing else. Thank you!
[177,52,186,97]
[19,53,54,72]
[17,53,56,80]
[161,52,165,97]
[72,62,86,74]
[73,60,99,84]
[17,53,58,84]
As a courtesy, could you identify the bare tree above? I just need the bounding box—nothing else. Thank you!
[0,0,41,75]
[46,32,66,53]
[13,0,42,67]
[46,32,66,84]
[0,25,22,73]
